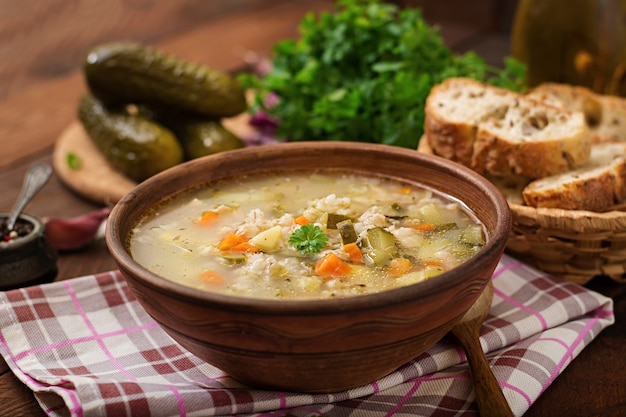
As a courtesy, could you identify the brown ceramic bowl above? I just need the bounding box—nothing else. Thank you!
[106,142,511,393]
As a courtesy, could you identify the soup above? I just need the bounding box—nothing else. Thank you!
[129,171,485,299]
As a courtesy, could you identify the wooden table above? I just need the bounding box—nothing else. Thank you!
[1,1,624,416]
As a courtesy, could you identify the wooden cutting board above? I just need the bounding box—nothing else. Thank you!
[52,112,256,206]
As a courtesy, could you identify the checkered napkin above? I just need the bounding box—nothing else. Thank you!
[0,254,614,417]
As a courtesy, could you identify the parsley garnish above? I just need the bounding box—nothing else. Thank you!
[239,0,526,149]
[289,224,328,255]
[66,152,82,171]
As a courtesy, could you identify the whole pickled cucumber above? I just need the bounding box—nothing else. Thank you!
[169,118,245,160]
[78,94,184,182]
[84,42,247,118]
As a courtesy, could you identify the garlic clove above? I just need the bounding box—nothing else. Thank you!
[43,208,111,251]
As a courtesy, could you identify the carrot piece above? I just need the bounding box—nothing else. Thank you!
[398,187,412,194]
[294,215,310,225]
[197,211,220,226]
[315,253,352,277]
[230,242,260,253]
[413,223,436,232]
[217,233,248,251]
[423,260,443,268]
[199,270,224,285]
[389,257,413,277]
[343,242,363,264]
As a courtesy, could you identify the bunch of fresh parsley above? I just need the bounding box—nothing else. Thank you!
[239,0,526,149]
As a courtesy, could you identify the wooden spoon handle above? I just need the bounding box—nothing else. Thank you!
[453,326,514,417]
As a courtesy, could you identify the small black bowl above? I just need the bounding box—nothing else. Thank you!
[0,213,58,290]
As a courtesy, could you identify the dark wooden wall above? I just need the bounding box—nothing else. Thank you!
[390,0,518,33]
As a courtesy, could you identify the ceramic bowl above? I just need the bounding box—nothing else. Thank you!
[106,142,511,393]
[0,213,58,290]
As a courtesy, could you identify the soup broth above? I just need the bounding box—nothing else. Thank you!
[129,171,485,299]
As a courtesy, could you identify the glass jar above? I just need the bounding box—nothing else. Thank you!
[511,0,626,95]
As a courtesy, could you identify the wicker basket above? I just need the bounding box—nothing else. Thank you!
[417,139,626,285]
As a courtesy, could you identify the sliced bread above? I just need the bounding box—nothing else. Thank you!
[483,174,530,205]
[527,82,626,143]
[522,141,626,212]
[424,77,513,166]
[424,77,591,179]
[472,98,591,178]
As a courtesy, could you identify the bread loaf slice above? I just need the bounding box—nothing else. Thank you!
[473,98,591,178]
[425,77,591,179]
[483,174,529,205]
[527,82,626,143]
[522,141,626,212]
[424,78,513,166]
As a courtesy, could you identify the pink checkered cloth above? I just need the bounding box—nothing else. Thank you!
[0,254,614,417]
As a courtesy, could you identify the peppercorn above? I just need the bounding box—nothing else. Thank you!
[0,217,34,243]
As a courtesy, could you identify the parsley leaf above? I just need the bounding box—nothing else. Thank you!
[289,224,328,255]
[66,152,82,171]
[239,0,526,149]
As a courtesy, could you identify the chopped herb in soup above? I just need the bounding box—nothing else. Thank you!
[129,172,485,299]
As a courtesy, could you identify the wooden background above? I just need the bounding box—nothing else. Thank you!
[0,0,517,171]
[0,0,517,90]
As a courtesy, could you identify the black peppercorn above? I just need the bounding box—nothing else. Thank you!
[0,217,34,242]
